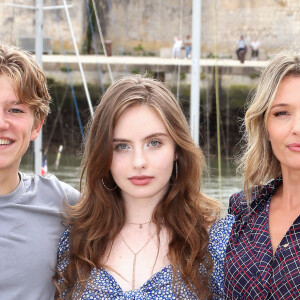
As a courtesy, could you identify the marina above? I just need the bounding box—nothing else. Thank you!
[41,54,268,68]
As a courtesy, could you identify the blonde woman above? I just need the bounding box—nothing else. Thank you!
[225,49,300,299]
[54,75,234,299]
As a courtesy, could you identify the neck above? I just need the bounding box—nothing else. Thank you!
[123,197,159,224]
[0,169,20,196]
[278,169,300,208]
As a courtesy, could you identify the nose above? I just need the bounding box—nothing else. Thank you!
[0,110,9,130]
[292,115,300,135]
[132,148,147,169]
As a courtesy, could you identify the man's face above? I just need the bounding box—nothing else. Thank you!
[0,75,43,174]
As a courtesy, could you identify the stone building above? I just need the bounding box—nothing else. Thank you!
[0,0,85,54]
[1,0,300,58]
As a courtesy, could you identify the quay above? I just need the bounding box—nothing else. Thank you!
[41,55,268,86]
[41,54,267,68]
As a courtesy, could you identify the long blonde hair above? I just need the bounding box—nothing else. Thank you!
[54,75,220,299]
[239,48,300,197]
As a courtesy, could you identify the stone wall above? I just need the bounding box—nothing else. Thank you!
[0,0,85,53]
[1,0,300,58]
[104,0,300,58]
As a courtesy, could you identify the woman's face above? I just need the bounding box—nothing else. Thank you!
[266,75,300,173]
[110,104,177,204]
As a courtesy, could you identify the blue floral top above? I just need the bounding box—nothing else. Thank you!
[56,214,234,299]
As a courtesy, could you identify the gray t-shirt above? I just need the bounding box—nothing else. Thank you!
[0,172,79,300]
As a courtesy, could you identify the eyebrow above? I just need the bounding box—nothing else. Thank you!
[270,103,289,109]
[6,100,22,105]
[113,132,169,143]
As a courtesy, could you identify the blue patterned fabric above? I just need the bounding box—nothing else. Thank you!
[57,214,234,299]
[225,177,300,299]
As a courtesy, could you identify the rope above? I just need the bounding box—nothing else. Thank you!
[206,76,211,179]
[212,0,222,200]
[62,0,94,117]
[43,85,69,155]
[85,0,105,93]
[52,0,85,141]
[176,0,184,100]
[90,0,114,83]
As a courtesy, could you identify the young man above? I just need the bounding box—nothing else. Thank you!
[0,43,80,299]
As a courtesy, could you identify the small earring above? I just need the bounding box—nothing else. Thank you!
[101,171,117,191]
[175,161,178,180]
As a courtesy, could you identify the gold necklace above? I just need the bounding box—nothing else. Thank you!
[119,231,156,290]
[126,221,151,229]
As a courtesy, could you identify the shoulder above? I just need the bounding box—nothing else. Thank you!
[58,227,70,255]
[208,214,234,298]
[228,177,282,217]
[57,227,71,272]
[209,214,235,256]
[21,172,79,206]
[228,190,247,216]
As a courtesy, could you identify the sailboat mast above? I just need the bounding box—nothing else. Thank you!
[190,0,201,145]
[34,0,44,175]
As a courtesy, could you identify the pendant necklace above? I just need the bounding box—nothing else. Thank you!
[119,231,156,290]
[127,221,151,229]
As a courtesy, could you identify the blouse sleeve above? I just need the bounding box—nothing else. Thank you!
[56,227,71,289]
[208,214,235,299]
[228,191,245,216]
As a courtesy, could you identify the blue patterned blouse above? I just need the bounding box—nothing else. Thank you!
[56,214,234,299]
[225,177,300,299]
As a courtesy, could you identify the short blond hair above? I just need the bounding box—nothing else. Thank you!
[0,42,51,122]
[239,48,300,197]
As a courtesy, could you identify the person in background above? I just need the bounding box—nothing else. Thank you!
[172,35,183,59]
[250,37,260,60]
[54,75,234,299]
[184,34,192,58]
[225,48,300,299]
[236,35,247,61]
[0,42,79,300]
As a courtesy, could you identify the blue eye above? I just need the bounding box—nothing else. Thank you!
[10,108,23,113]
[115,143,129,150]
[148,140,161,147]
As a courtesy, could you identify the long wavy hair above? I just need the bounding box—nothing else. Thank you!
[54,75,220,299]
[238,48,300,198]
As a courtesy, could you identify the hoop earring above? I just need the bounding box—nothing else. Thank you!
[101,171,117,191]
[175,160,178,180]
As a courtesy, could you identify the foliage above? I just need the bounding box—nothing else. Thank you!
[60,66,72,72]
[249,72,260,79]
[227,84,252,109]
[134,43,144,52]
[131,68,140,74]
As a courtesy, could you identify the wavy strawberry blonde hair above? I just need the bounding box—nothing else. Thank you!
[0,42,50,122]
[238,48,300,198]
[54,75,220,299]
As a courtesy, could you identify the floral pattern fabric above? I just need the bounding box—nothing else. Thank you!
[57,214,234,299]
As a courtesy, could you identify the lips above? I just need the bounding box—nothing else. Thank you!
[287,143,300,152]
[129,176,154,186]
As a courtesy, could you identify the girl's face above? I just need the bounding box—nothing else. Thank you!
[110,104,177,204]
[266,75,300,173]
